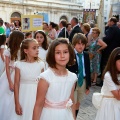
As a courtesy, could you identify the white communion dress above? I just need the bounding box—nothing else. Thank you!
[38,46,48,70]
[0,45,7,76]
[8,60,45,120]
[95,72,120,120]
[0,48,20,120]
[39,68,77,120]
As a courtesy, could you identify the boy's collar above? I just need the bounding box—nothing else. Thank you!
[74,48,83,54]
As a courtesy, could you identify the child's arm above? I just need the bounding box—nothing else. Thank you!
[5,56,14,91]
[32,78,49,120]
[70,83,76,120]
[111,89,120,100]
[14,67,22,115]
[0,48,5,62]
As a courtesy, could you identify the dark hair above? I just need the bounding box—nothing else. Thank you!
[50,22,57,28]
[25,32,32,39]
[43,22,48,26]
[66,23,71,28]
[0,35,6,46]
[46,38,75,68]
[102,47,120,85]
[72,33,88,46]
[8,31,24,60]
[110,17,118,24]
[14,20,21,27]
[60,19,67,27]
[20,38,39,61]
[0,20,3,26]
[34,30,48,50]
[72,17,78,24]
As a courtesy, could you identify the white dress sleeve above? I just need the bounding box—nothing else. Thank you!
[15,61,21,69]
[104,72,117,91]
[72,73,78,83]
[4,49,10,57]
[39,69,50,84]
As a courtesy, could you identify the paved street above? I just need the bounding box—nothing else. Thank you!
[77,86,101,120]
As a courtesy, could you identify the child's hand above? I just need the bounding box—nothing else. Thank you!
[15,103,22,115]
[85,89,90,95]
[9,81,14,91]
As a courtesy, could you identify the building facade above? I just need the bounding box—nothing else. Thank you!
[0,0,83,23]
[111,0,120,20]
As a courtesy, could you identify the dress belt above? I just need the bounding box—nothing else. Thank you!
[44,99,73,109]
[103,95,115,98]
[20,80,38,84]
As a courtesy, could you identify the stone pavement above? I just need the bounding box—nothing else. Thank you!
[77,86,101,120]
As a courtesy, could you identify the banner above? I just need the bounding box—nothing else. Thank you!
[83,9,96,23]
[21,15,43,32]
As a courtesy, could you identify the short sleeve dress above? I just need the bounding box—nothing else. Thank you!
[8,61,45,120]
[95,72,120,120]
[39,68,77,120]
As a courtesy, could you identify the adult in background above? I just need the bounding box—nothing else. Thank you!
[47,22,57,44]
[43,22,49,35]
[88,27,107,85]
[69,17,82,43]
[102,17,120,73]
[66,23,72,36]
[81,23,92,50]
[117,22,120,29]
[58,19,69,38]
[0,20,5,35]
[14,20,21,31]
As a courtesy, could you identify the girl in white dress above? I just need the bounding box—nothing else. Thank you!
[33,38,77,120]
[9,38,45,120]
[0,31,24,120]
[95,47,120,120]
[34,30,48,69]
[0,35,6,76]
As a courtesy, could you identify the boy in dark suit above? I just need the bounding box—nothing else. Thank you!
[67,33,91,117]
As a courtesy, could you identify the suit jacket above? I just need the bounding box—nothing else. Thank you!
[58,27,69,38]
[69,25,82,43]
[67,51,91,89]
[103,24,120,55]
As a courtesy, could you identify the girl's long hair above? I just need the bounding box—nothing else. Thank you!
[102,47,120,85]
[8,31,24,60]
[34,30,48,50]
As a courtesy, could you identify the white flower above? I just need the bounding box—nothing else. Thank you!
[66,99,73,109]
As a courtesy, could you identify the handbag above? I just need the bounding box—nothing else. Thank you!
[92,92,103,109]
[88,52,94,60]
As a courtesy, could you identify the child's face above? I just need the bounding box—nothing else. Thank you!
[35,33,44,46]
[55,44,69,67]
[116,59,120,72]
[74,41,85,53]
[24,41,39,58]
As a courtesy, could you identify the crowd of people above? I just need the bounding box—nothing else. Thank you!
[0,16,120,120]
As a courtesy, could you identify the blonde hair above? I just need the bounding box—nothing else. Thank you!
[92,27,100,35]
[82,23,91,32]
[20,38,39,61]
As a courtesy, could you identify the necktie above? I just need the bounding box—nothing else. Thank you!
[77,53,84,87]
